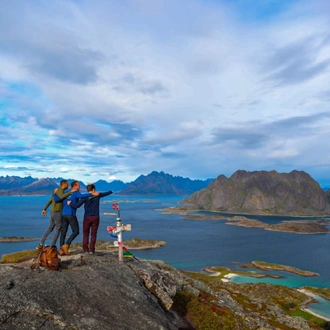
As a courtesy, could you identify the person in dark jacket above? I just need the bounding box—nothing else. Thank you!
[70,184,113,254]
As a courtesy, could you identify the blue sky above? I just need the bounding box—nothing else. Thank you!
[0,0,330,184]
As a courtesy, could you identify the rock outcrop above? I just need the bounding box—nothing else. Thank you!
[0,251,327,329]
[181,170,330,216]
[0,253,191,330]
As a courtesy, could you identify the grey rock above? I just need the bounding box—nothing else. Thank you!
[0,253,185,330]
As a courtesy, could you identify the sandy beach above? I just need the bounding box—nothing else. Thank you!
[221,273,238,282]
[301,308,330,321]
[298,289,330,321]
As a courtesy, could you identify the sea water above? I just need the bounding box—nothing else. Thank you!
[0,195,330,319]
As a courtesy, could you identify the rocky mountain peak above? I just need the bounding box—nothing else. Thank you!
[182,170,330,216]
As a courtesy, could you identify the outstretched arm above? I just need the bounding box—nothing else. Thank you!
[99,190,113,198]
[74,191,93,198]
[70,197,88,209]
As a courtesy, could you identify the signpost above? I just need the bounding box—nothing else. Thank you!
[105,203,131,262]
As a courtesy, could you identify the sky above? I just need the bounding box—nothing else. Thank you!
[0,0,330,185]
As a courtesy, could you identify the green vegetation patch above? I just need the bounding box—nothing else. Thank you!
[1,249,37,263]
[289,308,330,329]
[172,290,246,330]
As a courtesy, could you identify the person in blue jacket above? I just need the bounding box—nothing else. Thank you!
[70,184,113,254]
[56,180,99,255]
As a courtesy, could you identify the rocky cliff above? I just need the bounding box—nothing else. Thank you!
[181,170,330,216]
[0,250,328,330]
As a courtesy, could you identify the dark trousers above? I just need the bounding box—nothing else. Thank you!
[83,216,100,253]
[60,215,79,246]
[40,211,62,247]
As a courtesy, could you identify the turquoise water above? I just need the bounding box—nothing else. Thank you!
[308,295,330,320]
[1,195,330,319]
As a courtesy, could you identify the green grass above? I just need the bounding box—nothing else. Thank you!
[1,249,38,263]
[289,308,330,328]
[172,290,247,330]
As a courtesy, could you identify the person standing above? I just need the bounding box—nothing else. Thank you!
[70,184,113,254]
[58,180,98,255]
[37,180,75,250]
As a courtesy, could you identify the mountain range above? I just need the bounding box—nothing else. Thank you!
[118,171,213,195]
[2,170,330,216]
[0,171,213,196]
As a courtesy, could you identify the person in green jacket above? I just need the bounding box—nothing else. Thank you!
[36,179,77,250]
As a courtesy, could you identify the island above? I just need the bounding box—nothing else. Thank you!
[0,236,39,243]
[159,206,330,234]
[94,238,167,250]
[241,261,319,277]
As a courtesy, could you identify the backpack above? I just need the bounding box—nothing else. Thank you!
[31,246,61,271]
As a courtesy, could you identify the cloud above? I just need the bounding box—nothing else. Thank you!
[263,37,330,86]
[0,0,330,183]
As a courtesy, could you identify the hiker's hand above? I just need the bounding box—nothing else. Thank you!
[41,210,47,216]
[53,188,58,194]
[92,191,100,196]
[67,201,71,205]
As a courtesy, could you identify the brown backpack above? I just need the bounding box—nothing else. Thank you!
[32,246,61,271]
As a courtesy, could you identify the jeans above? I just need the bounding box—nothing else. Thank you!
[82,216,100,253]
[40,211,62,247]
[60,215,79,246]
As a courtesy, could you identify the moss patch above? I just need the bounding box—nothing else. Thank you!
[1,249,38,263]
[172,290,246,330]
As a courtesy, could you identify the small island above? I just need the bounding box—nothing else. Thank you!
[0,236,39,243]
[95,238,166,250]
[242,261,319,277]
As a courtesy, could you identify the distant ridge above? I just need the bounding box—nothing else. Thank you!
[0,175,37,191]
[119,171,213,195]
[0,172,212,196]
[181,170,330,216]
[0,176,127,196]
[94,179,128,192]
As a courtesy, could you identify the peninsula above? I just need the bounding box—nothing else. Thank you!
[160,206,330,234]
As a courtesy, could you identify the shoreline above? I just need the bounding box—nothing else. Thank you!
[162,207,330,235]
[221,275,330,321]
[301,307,330,321]
[297,288,330,321]
[221,273,238,282]
[167,205,329,218]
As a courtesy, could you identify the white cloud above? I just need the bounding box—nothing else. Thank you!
[0,0,330,183]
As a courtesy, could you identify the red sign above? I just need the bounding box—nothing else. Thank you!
[112,203,119,210]
[107,226,117,233]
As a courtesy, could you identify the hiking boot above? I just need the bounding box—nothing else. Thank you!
[36,244,43,250]
[61,244,70,255]
[59,247,65,256]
